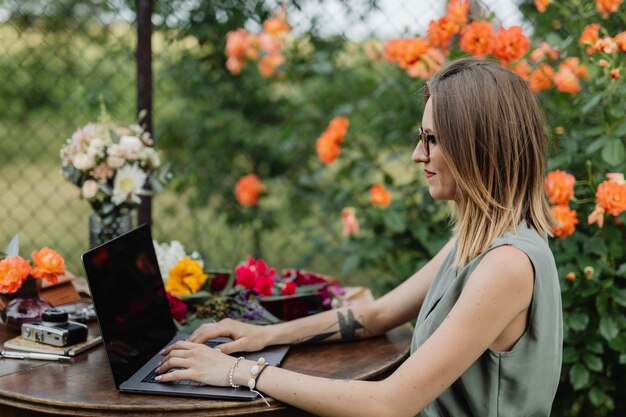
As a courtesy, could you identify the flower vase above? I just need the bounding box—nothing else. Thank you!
[1,276,53,333]
[89,212,133,248]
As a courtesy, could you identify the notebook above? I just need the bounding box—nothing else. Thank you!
[81,224,289,400]
[3,334,102,356]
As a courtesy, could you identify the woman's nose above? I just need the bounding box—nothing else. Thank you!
[412,141,429,163]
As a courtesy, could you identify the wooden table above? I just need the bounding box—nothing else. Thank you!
[0,323,412,416]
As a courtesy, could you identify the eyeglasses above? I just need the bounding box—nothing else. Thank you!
[418,127,436,157]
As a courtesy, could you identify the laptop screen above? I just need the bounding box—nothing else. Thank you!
[82,224,176,388]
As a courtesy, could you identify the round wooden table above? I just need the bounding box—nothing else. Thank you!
[0,324,412,416]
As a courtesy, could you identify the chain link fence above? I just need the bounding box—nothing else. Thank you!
[0,0,527,282]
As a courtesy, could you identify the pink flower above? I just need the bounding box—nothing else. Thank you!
[235,264,256,289]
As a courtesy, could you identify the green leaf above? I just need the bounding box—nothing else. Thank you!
[383,209,406,232]
[569,363,589,390]
[581,95,602,114]
[619,354,626,365]
[587,340,604,354]
[582,353,603,372]
[589,387,606,408]
[562,347,580,364]
[613,120,626,137]
[341,254,361,275]
[585,136,607,155]
[568,313,589,332]
[601,139,626,166]
[616,263,626,277]
[613,288,626,307]
[599,316,619,341]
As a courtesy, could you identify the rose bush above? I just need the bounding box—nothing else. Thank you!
[155,1,624,415]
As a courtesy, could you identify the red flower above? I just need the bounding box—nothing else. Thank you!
[281,281,297,295]
[167,293,188,323]
[235,263,256,290]
[254,275,275,296]
[210,273,229,292]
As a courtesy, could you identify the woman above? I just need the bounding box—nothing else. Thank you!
[157,58,563,417]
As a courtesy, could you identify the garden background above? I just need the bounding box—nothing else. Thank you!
[0,0,625,415]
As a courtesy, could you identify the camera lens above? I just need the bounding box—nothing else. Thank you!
[41,309,69,326]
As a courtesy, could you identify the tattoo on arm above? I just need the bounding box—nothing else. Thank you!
[297,309,367,344]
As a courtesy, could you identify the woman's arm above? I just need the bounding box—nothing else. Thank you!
[159,245,534,417]
[187,239,455,354]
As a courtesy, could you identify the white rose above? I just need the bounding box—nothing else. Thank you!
[81,179,99,199]
[87,137,106,158]
[106,152,125,169]
[72,153,95,170]
[120,136,143,159]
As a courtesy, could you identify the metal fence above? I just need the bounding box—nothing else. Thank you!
[0,0,528,284]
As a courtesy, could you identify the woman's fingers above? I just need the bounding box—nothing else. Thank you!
[188,320,234,343]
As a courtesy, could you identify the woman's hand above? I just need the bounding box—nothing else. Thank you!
[187,318,271,354]
[156,340,234,386]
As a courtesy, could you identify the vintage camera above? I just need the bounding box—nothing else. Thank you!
[22,309,88,347]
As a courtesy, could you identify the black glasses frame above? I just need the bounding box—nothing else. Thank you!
[418,127,435,157]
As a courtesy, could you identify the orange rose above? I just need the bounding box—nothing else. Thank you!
[596,177,626,216]
[384,38,429,69]
[561,57,588,79]
[370,184,392,208]
[594,36,619,53]
[447,0,469,25]
[493,26,530,64]
[529,63,554,93]
[316,117,350,164]
[316,132,342,165]
[610,68,620,79]
[596,0,623,18]
[553,67,581,95]
[327,116,350,140]
[579,24,601,54]
[263,17,291,35]
[235,174,265,207]
[615,31,626,51]
[30,248,65,284]
[530,42,560,62]
[459,21,497,57]
[407,48,446,79]
[427,17,459,53]
[545,170,576,204]
[535,0,550,12]
[341,207,360,237]
[0,256,32,294]
[508,59,531,81]
[579,24,601,46]
[258,54,286,78]
[551,205,578,238]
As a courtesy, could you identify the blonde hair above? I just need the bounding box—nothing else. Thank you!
[425,58,556,267]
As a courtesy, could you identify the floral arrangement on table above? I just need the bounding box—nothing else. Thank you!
[60,108,168,226]
[0,235,66,296]
[153,240,348,330]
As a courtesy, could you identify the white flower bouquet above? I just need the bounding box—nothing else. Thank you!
[60,109,168,224]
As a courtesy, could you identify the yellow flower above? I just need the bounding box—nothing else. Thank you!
[165,257,208,295]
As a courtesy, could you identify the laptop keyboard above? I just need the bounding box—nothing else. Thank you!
[142,339,224,385]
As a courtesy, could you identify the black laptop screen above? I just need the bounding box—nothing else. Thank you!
[82,224,176,387]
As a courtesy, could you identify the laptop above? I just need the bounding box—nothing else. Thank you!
[81,223,289,400]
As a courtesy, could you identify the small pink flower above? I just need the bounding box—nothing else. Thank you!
[281,281,297,295]
[588,204,605,228]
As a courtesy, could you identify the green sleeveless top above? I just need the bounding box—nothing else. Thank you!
[411,223,562,417]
